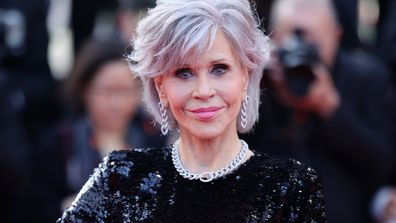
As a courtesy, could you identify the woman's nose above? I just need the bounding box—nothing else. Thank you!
[192,74,215,99]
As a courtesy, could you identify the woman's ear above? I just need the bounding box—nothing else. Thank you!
[153,76,168,106]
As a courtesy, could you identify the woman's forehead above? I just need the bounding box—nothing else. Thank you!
[171,32,238,66]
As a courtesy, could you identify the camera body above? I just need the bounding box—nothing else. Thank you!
[277,28,320,96]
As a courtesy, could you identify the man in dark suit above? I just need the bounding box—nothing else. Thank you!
[244,0,394,222]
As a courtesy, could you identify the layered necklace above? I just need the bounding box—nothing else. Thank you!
[171,139,249,182]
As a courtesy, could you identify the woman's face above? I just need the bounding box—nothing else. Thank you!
[84,61,140,131]
[154,31,249,140]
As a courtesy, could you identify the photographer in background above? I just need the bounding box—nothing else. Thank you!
[243,0,394,222]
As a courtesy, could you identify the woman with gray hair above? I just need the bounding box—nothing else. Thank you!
[58,0,327,222]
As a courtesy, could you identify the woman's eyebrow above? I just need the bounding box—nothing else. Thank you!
[210,58,231,64]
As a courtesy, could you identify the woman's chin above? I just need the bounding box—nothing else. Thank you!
[181,124,227,140]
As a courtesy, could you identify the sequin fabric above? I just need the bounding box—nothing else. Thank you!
[58,146,327,222]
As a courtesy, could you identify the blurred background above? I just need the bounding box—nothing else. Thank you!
[0,0,395,222]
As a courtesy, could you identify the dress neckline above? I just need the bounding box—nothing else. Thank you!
[167,146,263,183]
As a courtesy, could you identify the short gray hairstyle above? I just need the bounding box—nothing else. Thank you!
[128,0,271,133]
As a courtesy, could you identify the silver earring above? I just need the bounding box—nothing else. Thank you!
[240,95,249,129]
[158,101,169,135]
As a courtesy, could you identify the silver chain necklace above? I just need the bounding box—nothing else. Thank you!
[171,139,249,182]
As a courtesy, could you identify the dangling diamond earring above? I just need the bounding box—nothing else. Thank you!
[240,95,249,129]
[158,101,169,135]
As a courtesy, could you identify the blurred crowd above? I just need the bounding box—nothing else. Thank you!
[0,0,395,222]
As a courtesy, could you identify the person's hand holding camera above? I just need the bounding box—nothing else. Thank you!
[298,64,340,119]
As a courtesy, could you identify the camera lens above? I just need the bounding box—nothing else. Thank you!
[277,28,319,97]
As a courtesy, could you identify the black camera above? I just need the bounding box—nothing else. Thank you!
[277,28,320,96]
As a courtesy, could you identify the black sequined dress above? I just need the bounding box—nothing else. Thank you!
[58,146,327,222]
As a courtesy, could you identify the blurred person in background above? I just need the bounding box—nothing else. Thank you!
[0,70,30,223]
[372,186,396,223]
[70,0,117,54]
[32,38,166,222]
[0,0,60,144]
[331,0,359,50]
[376,0,396,82]
[0,1,60,222]
[116,0,155,42]
[70,0,155,54]
[368,0,396,222]
[243,0,394,222]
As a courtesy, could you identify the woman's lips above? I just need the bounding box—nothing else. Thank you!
[190,107,221,120]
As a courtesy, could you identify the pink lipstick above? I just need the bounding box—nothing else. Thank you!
[190,107,221,120]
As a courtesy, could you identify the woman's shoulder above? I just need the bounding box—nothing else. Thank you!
[250,151,321,186]
[244,152,327,221]
[57,146,173,222]
[107,145,172,162]
[108,146,171,161]
[101,146,172,176]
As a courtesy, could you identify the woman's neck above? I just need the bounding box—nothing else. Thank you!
[177,130,250,174]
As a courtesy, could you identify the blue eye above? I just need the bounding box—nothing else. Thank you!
[175,68,193,79]
[211,64,228,76]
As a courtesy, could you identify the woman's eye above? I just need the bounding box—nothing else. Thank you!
[211,64,228,76]
[175,68,193,79]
